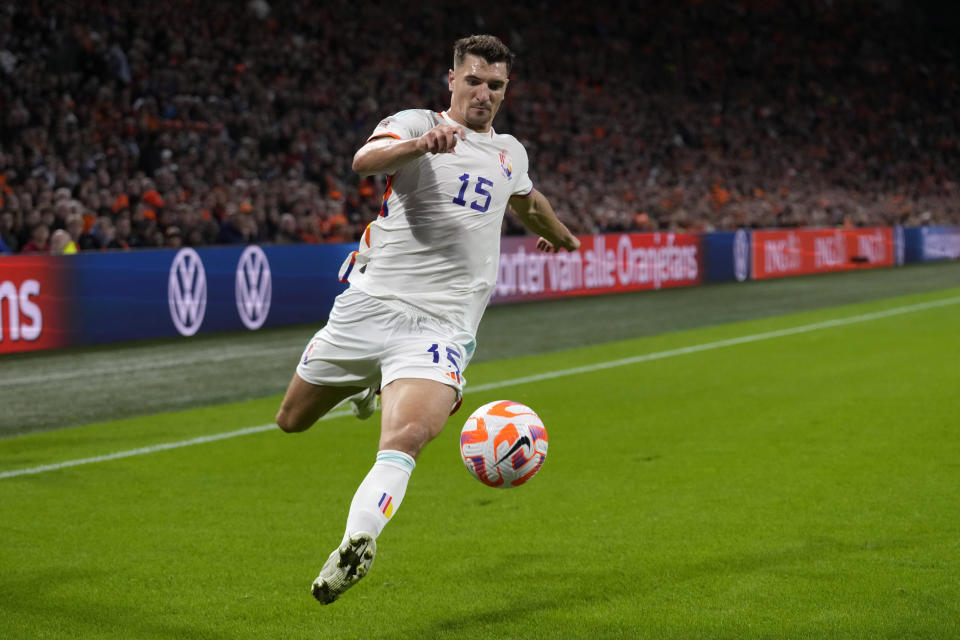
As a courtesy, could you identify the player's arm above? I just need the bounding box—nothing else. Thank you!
[509,189,581,253]
[352,124,467,177]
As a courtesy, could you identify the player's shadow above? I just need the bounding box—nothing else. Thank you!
[378,552,636,639]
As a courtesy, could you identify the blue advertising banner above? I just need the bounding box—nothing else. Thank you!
[903,228,924,264]
[903,226,960,263]
[702,230,750,283]
[2,244,353,349]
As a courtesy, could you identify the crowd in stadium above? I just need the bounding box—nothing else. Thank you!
[0,0,957,254]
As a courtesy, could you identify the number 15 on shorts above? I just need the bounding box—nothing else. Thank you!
[427,343,462,384]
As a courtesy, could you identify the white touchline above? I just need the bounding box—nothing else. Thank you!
[2,295,958,480]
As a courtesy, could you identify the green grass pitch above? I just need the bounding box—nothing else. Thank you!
[1,281,959,639]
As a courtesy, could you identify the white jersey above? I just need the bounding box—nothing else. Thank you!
[340,109,533,337]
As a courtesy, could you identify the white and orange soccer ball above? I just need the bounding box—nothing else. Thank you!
[459,400,549,488]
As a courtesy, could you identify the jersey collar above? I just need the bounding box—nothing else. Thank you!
[440,111,495,138]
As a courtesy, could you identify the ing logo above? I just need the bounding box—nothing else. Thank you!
[235,246,272,330]
[168,248,207,336]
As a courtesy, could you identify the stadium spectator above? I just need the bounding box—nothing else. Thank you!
[21,224,50,254]
[0,212,19,253]
[274,213,302,244]
[49,229,78,254]
[164,226,183,249]
[64,214,84,251]
[216,209,254,244]
[78,216,106,251]
[107,217,133,250]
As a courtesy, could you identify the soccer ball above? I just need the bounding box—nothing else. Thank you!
[459,400,549,488]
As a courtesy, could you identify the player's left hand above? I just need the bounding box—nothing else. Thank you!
[534,237,567,253]
[535,236,581,253]
[535,237,556,253]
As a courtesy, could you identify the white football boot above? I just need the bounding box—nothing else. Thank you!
[311,533,376,604]
[348,387,378,420]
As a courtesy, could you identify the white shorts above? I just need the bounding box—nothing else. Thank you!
[296,287,475,397]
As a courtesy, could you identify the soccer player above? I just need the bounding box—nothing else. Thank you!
[275,34,580,604]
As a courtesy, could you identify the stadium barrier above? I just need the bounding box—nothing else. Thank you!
[0,226,955,354]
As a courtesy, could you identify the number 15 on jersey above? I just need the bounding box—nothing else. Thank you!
[452,174,493,213]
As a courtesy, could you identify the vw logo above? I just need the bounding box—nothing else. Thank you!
[235,246,272,330]
[733,228,750,282]
[168,248,207,336]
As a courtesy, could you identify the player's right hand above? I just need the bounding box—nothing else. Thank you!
[417,124,466,154]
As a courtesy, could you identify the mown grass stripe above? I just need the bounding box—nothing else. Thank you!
[0,342,299,388]
[2,295,957,480]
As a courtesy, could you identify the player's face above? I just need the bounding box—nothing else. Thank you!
[448,54,509,133]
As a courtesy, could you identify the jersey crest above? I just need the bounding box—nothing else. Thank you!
[498,150,513,180]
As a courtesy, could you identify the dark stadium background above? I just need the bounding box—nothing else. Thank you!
[1,0,957,255]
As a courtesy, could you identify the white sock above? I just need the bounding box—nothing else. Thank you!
[342,450,416,543]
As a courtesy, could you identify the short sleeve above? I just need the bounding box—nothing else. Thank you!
[368,109,435,142]
[510,142,534,198]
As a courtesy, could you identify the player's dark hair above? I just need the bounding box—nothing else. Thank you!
[453,35,515,72]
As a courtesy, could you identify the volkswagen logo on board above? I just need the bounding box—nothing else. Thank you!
[235,246,272,330]
[168,248,208,336]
